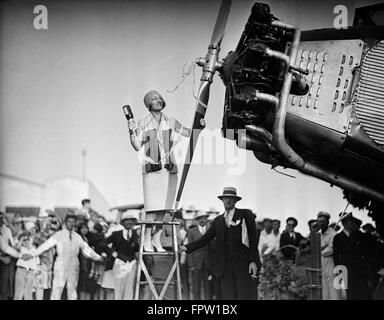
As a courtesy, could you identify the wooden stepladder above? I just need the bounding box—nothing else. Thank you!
[134,221,182,300]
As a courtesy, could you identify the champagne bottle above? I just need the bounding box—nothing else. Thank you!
[123,105,134,121]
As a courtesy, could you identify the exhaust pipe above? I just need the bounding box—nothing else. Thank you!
[252,21,384,203]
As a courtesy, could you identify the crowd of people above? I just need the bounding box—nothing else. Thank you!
[179,187,384,300]
[254,212,384,300]
[0,199,140,300]
[1,191,384,300]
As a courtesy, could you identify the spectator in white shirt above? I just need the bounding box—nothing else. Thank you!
[269,219,281,253]
[27,214,103,300]
[14,232,40,300]
[258,218,273,260]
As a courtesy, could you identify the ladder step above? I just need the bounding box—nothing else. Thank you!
[142,251,176,256]
[139,281,176,285]
[138,221,180,225]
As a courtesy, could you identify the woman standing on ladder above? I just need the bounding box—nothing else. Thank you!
[127,90,203,252]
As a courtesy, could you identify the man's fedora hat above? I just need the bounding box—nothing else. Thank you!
[339,211,354,222]
[217,187,242,201]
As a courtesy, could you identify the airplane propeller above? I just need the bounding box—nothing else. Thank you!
[173,0,232,212]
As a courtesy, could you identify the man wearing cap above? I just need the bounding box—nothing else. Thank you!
[101,211,139,300]
[187,211,212,300]
[180,187,260,300]
[79,199,91,221]
[317,211,339,300]
[127,90,204,253]
[26,214,103,300]
[333,212,374,299]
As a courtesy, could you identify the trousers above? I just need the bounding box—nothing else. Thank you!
[113,259,137,300]
[50,273,78,300]
[14,267,35,300]
[220,257,252,300]
[191,263,211,300]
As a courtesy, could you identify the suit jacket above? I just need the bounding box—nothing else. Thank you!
[102,230,139,270]
[279,231,304,260]
[185,208,260,277]
[333,230,374,279]
[187,225,211,270]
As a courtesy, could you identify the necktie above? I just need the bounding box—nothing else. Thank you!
[69,231,72,240]
[125,230,131,240]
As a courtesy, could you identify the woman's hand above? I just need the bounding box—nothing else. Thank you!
[128,119,136,132]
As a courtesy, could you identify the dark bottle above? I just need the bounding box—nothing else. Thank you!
[123,105,134,121]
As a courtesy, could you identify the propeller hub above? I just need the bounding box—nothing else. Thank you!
[208,44,221,50]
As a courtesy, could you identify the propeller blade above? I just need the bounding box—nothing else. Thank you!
[210,0,232,46]
[174,81,210,210]
[173,0,232,212]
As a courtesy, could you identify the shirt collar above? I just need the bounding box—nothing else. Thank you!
[224,208,235,216]
[343,229,350,237]
[322,227,332,235]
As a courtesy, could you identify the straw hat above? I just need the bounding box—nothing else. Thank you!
[217,187,242,201]
[121,211,138,222]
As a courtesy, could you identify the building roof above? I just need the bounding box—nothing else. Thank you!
[109,204,144,211]
[5,206,40,216]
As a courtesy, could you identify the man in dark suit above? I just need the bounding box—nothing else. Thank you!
[279,217,304,261]
[102,212,139,300]
[333,213,374,300]
[187,211,212,300]
[180,187,260,300]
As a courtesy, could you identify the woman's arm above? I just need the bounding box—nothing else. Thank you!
[128,120,142,151]
[174,119,205,138]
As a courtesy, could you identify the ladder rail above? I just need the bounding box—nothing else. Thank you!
[140,258,160,300]
[134,221,182,300]
[134,224,145,300]
[172,224,183,300]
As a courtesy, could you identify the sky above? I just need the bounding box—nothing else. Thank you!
[0,0,381,233]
